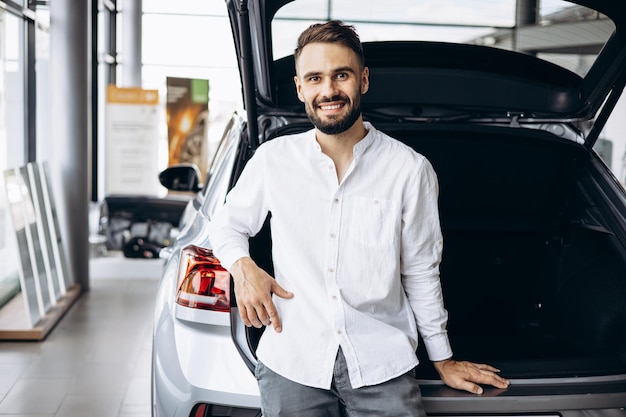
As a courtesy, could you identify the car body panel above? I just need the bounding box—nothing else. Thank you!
[153,208,261,416]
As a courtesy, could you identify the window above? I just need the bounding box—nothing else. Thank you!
[141,0,242,187]
[35,6,51,162]
[1,10,26,169]
[0,6,29,307]
[272,0,614,79]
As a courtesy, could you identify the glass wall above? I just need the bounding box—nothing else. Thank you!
[141,0,242,183]
[0,1,51,306]
[1,10,26,169]
[0,4,28,306]
[35,7,51,163]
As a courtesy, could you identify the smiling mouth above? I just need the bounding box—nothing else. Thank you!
[318,103,344,111]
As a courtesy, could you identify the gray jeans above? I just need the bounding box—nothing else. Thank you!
[255,349,427,417]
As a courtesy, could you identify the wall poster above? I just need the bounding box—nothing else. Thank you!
[166,77,210,181]
[105,85,161,196]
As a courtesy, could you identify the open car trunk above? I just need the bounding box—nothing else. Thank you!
[389,124,626,381]
[239,122,626,383]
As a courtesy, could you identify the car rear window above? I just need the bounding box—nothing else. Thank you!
[271,0,615,77]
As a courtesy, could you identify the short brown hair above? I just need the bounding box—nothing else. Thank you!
[294,20,364,68]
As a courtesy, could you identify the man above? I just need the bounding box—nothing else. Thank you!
[209,20,510,417]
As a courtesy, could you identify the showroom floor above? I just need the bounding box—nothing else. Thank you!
[0,253,163,417]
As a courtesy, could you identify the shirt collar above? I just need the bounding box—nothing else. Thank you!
[308,122,377,157]
[353,122,376,159]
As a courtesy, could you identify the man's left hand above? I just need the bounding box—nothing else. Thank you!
[433,359,510,394]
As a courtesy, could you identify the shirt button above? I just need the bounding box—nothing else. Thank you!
[337,329,343,335]
[328,267,335,273]
[331,295,338,300]
[334,198,339,203]
[330,233,336,238]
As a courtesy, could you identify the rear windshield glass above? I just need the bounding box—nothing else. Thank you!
[271,0,615,77]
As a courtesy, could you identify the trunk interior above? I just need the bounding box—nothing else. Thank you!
[248,122,626,380]
[389,124,626,380]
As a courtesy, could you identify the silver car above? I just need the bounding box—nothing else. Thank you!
[152,0,626,416]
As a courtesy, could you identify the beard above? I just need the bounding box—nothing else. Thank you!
[305,92,362,135]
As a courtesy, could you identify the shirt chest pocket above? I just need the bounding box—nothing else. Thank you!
[345,196,398,247]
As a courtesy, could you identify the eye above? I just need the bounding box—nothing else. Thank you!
[308,76,320,83]
[336,72,348,80]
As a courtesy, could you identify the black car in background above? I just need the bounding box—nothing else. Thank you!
[152,1,626,416]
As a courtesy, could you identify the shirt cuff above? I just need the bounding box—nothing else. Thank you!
[214,246,250,272]
[423,332,453,362]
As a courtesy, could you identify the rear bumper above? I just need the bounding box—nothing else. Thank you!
[421,376,626,414]
[152,304,260,417]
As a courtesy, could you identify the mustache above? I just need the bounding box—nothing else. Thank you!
[314,94,349,106]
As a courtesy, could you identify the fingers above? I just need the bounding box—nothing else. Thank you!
[454,379,484,395]
[473,363,500,372]
[231,258,292,333]
[266,305,283,332]
[236,282,291,333]
[272,281,294,299]
[238,295,280,329]
[436,360,511,395]
[482,372,510,389]
[466,363,510,389]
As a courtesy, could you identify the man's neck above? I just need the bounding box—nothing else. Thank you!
[316,120,368,183]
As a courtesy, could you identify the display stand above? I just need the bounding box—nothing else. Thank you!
[0,162,79,341]
[0,284,81,340]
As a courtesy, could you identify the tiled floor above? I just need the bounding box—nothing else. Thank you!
[0,256,161,417]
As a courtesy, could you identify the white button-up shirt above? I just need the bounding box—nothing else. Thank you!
[209,122,452,389]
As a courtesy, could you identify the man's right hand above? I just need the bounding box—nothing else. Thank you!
[230,257,294,333]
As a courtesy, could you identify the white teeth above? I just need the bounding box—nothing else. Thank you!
[320,104,342,110]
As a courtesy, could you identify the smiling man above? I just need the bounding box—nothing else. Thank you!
[208,20,509,417]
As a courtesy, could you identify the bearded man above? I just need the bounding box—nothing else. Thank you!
[208,20,509,417]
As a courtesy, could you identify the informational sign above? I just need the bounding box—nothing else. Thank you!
[106,85,161,195]
[166,77,209,180]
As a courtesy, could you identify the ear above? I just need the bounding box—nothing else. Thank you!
[294,75,305,102]
[361,67,370,94]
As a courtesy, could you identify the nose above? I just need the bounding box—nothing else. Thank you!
[320,77,339,99]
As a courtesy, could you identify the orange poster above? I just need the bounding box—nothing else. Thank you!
[166,77,209,180]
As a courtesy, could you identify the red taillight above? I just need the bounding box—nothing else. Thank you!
[191,403,208,417]
[176,245,230,312]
